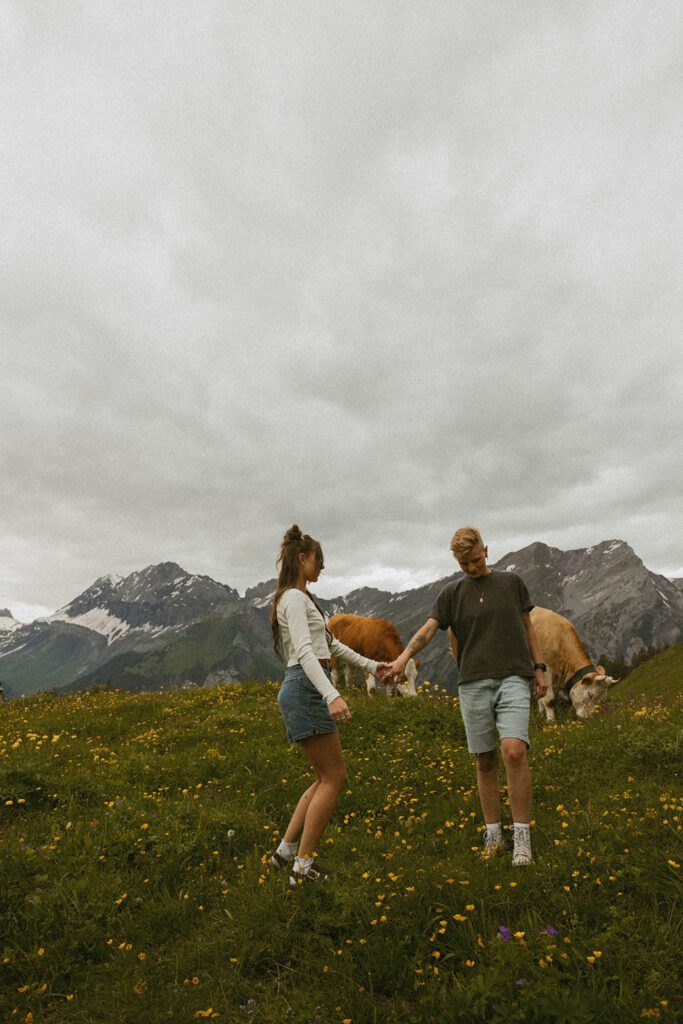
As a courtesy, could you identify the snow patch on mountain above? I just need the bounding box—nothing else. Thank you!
[49,607,132,643]
[48,605,174,644]
[0,612,21,633]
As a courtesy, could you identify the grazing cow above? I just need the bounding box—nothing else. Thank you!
[448,606,620,721]
[328,614,419,697]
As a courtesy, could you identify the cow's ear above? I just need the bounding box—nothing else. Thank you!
[596,664,606,674]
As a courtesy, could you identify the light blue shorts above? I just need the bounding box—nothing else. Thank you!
[457,676,531,754]
[277,665,337,744]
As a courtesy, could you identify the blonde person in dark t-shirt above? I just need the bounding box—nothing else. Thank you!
[382,526,548,866]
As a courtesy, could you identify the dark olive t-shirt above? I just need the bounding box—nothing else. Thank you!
[430,570,534,684]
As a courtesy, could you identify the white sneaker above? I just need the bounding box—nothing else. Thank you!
[268,850,290,869]
[512,830,533,866]
[289,862,331,886]
[480,831,505,859]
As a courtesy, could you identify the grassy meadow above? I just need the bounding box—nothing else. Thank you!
[1,647,682,1024]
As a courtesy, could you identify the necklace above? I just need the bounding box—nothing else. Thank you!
[475,572,492,603]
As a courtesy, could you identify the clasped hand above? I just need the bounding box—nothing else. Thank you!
[375,660,406,684]
[329,660,405,723]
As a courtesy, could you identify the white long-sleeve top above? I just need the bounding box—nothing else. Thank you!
[277,588,380,705]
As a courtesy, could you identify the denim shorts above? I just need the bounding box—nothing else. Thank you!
[277,665,338,744]
[457,676,531,754]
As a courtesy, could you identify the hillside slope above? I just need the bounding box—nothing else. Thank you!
[611,642,683,703]
[0,620,108,694]
[63,609,281,693]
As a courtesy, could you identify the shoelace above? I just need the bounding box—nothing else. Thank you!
[512,831,532,861]
[484,832,503,853]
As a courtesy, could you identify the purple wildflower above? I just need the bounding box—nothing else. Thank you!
[541,925,559,936]
[498,925,512,942]
[515,978,526,987]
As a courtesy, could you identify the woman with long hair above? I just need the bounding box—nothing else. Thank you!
[269,525,389,884]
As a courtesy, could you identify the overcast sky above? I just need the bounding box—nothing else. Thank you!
[1,1,681,621]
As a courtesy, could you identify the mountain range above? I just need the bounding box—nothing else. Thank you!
[1,540,682,699]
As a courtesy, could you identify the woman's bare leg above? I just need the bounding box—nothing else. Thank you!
[282,779,321,843]
[297,732,348,859]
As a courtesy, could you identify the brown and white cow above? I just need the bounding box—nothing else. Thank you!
[328,614,419,697]
[448,606,619,721]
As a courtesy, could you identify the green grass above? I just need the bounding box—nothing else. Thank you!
[1,666,681,1023]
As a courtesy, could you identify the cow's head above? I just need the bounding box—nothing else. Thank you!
[395,657,419,697]
[569,666,621,719]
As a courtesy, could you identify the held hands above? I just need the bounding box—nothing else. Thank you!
[328,695,352,724]
[376,659,407,684]
[329,662,407,721]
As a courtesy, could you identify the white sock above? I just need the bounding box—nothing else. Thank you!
[276,839,299,861]
[485,822,502,839]
[513,823,530,838]
[293,855,314,876]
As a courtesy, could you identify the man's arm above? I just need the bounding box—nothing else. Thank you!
[522,611,548,700]
[379,617,441,681]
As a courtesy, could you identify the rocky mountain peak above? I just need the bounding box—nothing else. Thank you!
[585,539,639,561]
[245,578,277,608]
[508,540,563,563]
[48,562,240,644]
[341,586,394,618]
[126,561,186,583]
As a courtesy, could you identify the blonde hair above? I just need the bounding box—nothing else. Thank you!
[450,526,484,558]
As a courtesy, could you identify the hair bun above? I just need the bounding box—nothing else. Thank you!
[284,524,303,544]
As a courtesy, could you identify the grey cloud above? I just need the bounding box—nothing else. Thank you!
[1,1,680,616]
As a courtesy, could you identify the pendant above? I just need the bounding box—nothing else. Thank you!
[480,596,484,603]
